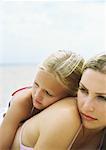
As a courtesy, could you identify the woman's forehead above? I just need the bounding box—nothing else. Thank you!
[81,69,106,94]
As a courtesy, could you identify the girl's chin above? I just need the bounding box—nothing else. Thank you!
[33,101,43,110]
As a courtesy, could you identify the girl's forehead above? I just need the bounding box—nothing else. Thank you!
[34,69,69,94]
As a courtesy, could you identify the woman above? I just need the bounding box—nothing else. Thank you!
[68,53,106,149]
[11,53,106,150]
[0,50,84,150]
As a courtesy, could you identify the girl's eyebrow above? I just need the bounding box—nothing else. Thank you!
[34,81,39,85]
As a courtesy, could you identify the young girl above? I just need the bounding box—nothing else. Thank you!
[0,50,84,150]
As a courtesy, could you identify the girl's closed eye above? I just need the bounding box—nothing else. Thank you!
[45,90,53,97]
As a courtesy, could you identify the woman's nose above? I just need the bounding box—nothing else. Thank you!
[83,96,95,112]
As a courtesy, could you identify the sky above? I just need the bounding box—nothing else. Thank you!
[0,0,106,64]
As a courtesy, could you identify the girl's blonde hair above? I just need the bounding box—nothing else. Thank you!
[39,50,84,96]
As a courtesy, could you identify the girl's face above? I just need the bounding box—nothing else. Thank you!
[32,69,69,110]
[77,69,106,130]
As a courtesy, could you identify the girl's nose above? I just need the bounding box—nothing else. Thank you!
[34,89,44,100]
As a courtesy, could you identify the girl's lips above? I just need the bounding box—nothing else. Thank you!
[33,99,42,105]
[35,100,42,104]
[81,113,97,121]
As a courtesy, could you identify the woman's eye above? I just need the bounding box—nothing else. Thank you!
[97,96,106,101]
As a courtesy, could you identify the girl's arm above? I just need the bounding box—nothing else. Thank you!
[0,88,32,150]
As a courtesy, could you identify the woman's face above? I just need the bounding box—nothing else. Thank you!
[77,69,106,130]
[32,69,69,110]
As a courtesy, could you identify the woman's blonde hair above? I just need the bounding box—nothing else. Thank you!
[39,50,84,96]
[83,53,106,74]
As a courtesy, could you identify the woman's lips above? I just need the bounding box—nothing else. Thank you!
[81,113,97,121]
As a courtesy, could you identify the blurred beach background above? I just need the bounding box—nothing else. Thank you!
[0,1,106,108]
[0,64,37,108]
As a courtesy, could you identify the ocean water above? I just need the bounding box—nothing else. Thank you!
[0,64,38,108]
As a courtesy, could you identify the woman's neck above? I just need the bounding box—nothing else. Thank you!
[82,126,105,149]
[82,126,105,137]
[70,125,105,149]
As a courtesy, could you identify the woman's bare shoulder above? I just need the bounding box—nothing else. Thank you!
[34,97,81,150]
[52,96,77,107]
[42,97,78,114]
[19,97,80,149]
[38,97,80,125]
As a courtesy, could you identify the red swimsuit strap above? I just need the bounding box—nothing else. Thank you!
[12,86,32,96]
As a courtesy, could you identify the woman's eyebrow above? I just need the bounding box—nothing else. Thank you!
[80,83,106,95]
[80,83,88,90]
[96,92,106,95]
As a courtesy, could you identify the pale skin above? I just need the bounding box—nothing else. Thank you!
[0,68,71,150]
[32,69,70,110]
[11,68,106,150]
[11,98,81,150]
[78,69,106,130]
[69,69,106,149]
